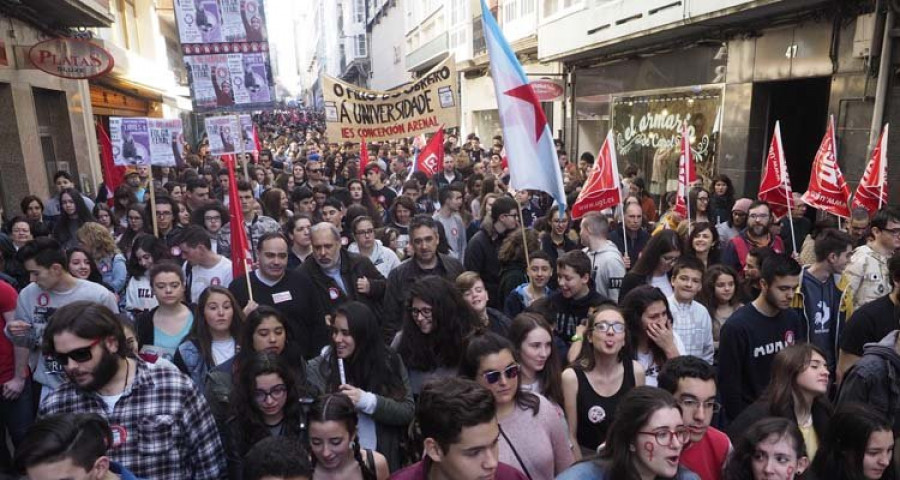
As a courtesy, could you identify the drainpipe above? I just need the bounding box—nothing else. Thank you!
[869,6,894,151]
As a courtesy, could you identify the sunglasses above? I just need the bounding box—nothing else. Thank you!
[482,364,520,385]
[53,338,102,365]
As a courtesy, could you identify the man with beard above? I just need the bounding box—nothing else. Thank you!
[717,253,804,423]
[720,201,785,279]
[716,198,751,244]
[4,238,117,397]
[302,223,385,320]
[230,233,328,359]
[38,301,226,479]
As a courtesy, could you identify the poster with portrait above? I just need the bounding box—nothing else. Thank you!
[238,53,271,104]
[184,52,273,112]
[239,114,255,152]
[110,117,151,166]
[175,0,267,44]
[205,115,241,155]
[148,118,185,167]
[611,88,723,196]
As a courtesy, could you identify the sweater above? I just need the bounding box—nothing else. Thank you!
[498,395,574,478]
[717,302,805,422]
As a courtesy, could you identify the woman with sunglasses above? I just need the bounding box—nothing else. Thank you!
[620,230,683,302]
[225,352,312,480]
[309,393,390,480]
[459,332,574,478]
[393,275,478,395]
[174,286,244,386]
[563,304,645,456]
[557,386,698,480]
[308,301,414,472]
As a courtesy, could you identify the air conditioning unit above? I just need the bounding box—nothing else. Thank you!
[852,13,876,58]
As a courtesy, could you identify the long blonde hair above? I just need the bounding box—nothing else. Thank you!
[76,222,119,260]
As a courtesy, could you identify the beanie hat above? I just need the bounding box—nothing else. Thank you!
[491,196,519,222]
[732,198,752,213]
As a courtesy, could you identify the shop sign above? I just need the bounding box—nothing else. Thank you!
[611,88,722,195]
[28,38,114,79]
[530,78,564,102]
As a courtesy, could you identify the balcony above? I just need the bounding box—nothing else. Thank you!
[538,0,834,62]
[406,32,448,72]
[17,0,114,28]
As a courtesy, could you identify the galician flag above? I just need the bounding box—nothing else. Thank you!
[481,0,566,214]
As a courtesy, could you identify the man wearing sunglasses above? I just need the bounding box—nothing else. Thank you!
[840,206,900,313]
[5,238,118,397]
[39,301,226,479]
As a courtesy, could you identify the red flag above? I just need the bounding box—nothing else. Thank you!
[759,121,794,218]
[415,127,444,178]
[96,122,125,207]
[225,154,252,280]
[672,124,696,218]
[852,124,889,215]
[358,138,369,179]
[572,130,621,219]
[252,125,262,163]
[802,116,851,218]
[500,146,508,170]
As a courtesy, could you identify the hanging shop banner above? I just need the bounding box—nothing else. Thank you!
[204,115,242,155]
[611,88,723,196]
[323,56,459,142]
[184,51,273,112]
[110,117,185,166]
[174,0,267,44]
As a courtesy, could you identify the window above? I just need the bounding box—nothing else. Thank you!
[504,0,518,23]
[355,34,368,57]
[542,0,583,19]
[521,0,535,15]
[118,0,139,50]
[449,0,466,25]
[355,0,366,23]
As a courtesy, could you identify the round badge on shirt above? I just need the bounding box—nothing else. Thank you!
[588,405,607,424]
[328,287,340,301]
[110,425,128,447]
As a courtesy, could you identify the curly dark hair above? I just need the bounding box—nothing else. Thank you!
[396,276,478,371]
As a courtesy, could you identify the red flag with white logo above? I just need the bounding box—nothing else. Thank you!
[852,124,889,215]
[572,130,622,219]
[415,127,444,178]
[759,121,794,218]
[801,116,851,218]
[358,137,369,179]
[225,155,252,281]
[672,124,696,218]
[252,125,262,163]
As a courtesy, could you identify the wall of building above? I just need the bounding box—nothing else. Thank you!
[370,0,412,90]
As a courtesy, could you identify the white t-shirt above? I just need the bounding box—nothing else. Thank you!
[125,275,157,312]
[211,338,236,365]
[186,256,233,303]
[98,392,124,412]
[650,274,674,297]
[636,331,685,387]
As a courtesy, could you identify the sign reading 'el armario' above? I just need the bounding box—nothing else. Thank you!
[323,56,460,142]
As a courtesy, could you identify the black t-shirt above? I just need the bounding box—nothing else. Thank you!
[370,186,397,212]
[840,294,898,356]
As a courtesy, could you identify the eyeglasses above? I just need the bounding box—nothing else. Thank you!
[355,228,375,237]
[748,213,770,221]
[408,306,433,319]
[308,168,324,173]
[253,384,288,403]
[156,211,173,217]
[593,321,626,334]
[661,254,680,263]
[678,398,722,413]
[880,227,900,237]
[501,213,520,222]
[53,338,102,365]
[638,427,690,447]
[204,216,222,222]
[482,364,520,385]
[697,196,709,202]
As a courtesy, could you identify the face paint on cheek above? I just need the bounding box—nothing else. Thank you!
[643,441,655,462]
[786,466,795,479]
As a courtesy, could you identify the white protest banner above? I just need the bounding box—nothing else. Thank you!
[205,115,242,155]
[148,118,185,167]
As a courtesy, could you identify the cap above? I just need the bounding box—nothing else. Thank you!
[732,198,752,213]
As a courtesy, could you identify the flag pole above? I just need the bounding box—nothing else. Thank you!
[785,184,797,255]
[517,191,531,267]
[147,164,159,238]
[245,256,254,303]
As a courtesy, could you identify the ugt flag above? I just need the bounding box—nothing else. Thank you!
[801,116,851,218]
[673,124,697,219]
[572,130,621,220]
[225,155,252,280]
[414,126,444,178]
[853,124,889,215]
[481,0,566,214]
[759,121,794,218]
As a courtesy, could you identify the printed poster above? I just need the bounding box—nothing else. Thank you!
[175,0,268,44]
[239,114,255,152]
[148,118,185,167]
[110,117,151,166]
[185,52,273,112]
[204,115,242,155]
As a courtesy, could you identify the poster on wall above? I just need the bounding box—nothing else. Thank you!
[111,118,185,166]
[322,56,460,142]
[174,0,268,45]
[204,115,242,155]
[110,118,151,166]
[611,88,723,196]
[184,51,274,112]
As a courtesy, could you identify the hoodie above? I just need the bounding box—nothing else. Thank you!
[584,242,626,303]
[837,330,900,433]
[348,239,401,279]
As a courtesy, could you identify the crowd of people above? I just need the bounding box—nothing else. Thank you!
[1,109,899,480]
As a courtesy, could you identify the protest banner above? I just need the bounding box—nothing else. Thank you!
[184,51,274,112]
[205,115,242,155]
[323,56,459,142]
[148,119,186,167]
[174,0,267,45]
